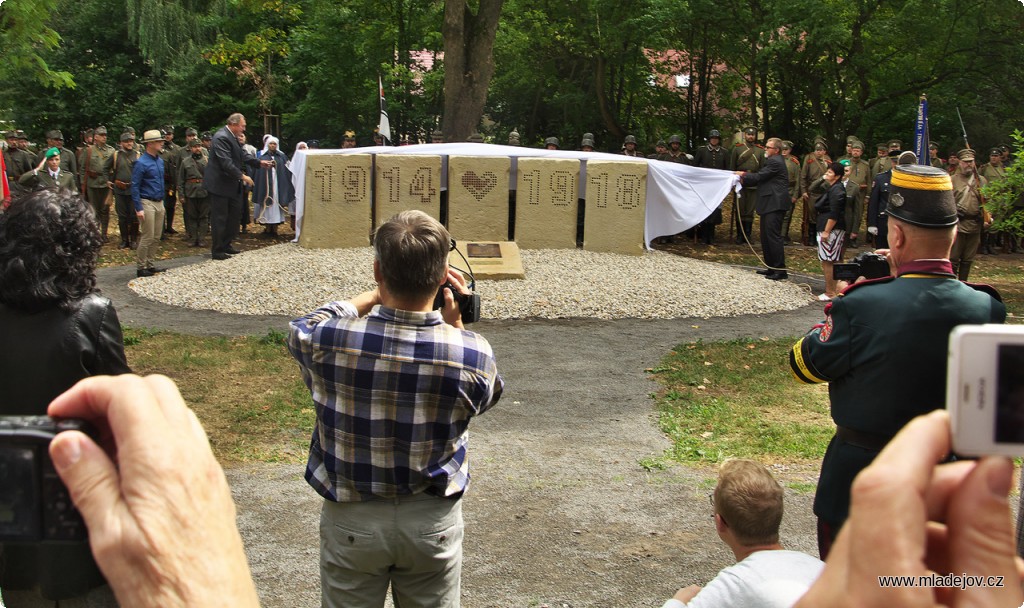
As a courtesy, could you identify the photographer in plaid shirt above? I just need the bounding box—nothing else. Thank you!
[288,210,504,608]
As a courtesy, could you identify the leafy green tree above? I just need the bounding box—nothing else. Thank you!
[0,0,73,89]
[982,130,1024,239]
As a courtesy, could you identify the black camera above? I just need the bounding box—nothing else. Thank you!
[0,416,93,543]
[833,251,892,282]
[433,282,481,324]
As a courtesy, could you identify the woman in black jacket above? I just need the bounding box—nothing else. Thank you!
[814,161,848,300]
[0,188,129,606]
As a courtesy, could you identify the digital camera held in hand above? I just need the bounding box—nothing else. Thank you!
[0,416,93,543]
[833,251,891,282]
[433,282,481,324]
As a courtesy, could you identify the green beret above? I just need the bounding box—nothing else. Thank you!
[45,147,61,159]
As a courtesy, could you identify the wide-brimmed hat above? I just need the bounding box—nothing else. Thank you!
[140,129,164,143]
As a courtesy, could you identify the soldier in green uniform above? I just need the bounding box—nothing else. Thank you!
[836,136,858,163]
[36,129,78,178]
[978,147,1007,255]
[174,128,201,241]
[789,163,1006,558]
[4,131,33,197]
[177,138,210,248]
[75,128,94,184]
[105,131,141,249]
[160,125,181,236]
[665,134,689,164]
[729,127,765,243]
[950,149,988,280]
[780,140,801,244]
[201,131,212,156]
[80,125,116,241]
[693,130,729,245]
[19,147,78,192]
[929,142,944,169]
[648,139,668,160]
[844,141,871,248]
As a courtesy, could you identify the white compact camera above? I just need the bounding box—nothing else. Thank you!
[947,324,1024,457]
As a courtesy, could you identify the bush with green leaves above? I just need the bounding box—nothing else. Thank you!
[982,130,1024,237]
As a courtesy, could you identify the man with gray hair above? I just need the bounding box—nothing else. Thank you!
[736,137,792,280]
[203,113,267,259]
[288,210,504,608]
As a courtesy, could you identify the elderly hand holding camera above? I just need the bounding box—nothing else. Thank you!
[47,375,260,608]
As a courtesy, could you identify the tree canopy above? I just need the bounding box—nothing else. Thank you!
[1,0,1021,156]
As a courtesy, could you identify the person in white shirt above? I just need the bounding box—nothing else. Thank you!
[662,459,823,608]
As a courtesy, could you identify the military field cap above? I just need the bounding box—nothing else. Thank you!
[814,135,827,144]
[140,129,163,143]
[990,147,1002,156]
[582,132,594,140]
[709,129,721,138]
[624,135,637,144]
[94,126,107,135]
[887,164,957,228]
[850,140,865,150]
[668,134,681,144]
[343,130,356,140]
[957,148,976,161]
[120,132,134,142]
[743,127,757,135]
[188,138,202,147]
[888,139,902,149]
[815,142,827,151]
[781,140,793,150]
[162,124,174,132]
[125,126,136,134]
[897,151,917,165]
[431,129,443,138]
[15,130,27,139]
[544,136,559,147]
[876,142,888,150]
[201,131,212,140]
[185,127,198,136]
[44,147,60,159]
[929,142,939,149]
[46,129,64,140]
[581,138,594,148]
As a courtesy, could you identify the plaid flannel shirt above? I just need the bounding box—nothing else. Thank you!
[288,301,503,502]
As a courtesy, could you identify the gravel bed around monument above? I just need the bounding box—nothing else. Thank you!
[128,243,814,319]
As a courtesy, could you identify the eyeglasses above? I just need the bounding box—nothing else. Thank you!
[765,146,777,150]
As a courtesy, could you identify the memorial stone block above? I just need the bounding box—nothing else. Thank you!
[583,160,647,255]
[374,155,442,224]
[299,153,373,249]
[447,156,511,241]
[514,158,580,249]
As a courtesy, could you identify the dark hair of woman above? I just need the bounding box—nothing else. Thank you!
[0,189,102,312]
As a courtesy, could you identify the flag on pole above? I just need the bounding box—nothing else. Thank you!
[914,94,930,166]
[378,75,391,145]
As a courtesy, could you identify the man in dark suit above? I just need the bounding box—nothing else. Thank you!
[735,137,791,280]
[203,113,267,260]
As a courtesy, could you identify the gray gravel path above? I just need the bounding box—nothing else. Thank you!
[96,259,828,608]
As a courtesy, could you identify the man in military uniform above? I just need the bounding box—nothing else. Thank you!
[665,135,689,164]
[178,138,210,248]
[836,136,859,163]
[693,129,729,245]
[614,135,638,157]
[430,130,444,144]
[729,127,764,243]
[869,142,893,183]
[799,142,831,246]
[929,142,944,169]
[175,128,201,241]
[80,126,116,241]
[544,137,559,150]
[866,150,914,249]
[76,128,94,177]
[648,139,667,160]
[342,130,357,148]
[844,141,871,248]
[950,149,988,280]
[978,147,1007,255]
[125,127,143,155]
[779,141,801,244]
[789,163,1006,558]
[201,131,213,155]
[580,136,595,152]
[19,147,78,192]
[36,129,78,177]
[3,131,33,197]
[105,131,141,249]
[160,125,181,236]
[507,130,520,146]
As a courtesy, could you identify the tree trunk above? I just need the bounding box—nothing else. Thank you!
[442,0,504,142]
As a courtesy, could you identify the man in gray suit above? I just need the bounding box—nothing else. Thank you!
[202,113,268,260]
[735,137,791,280]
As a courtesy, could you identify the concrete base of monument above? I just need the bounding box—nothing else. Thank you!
[457,241,525,280]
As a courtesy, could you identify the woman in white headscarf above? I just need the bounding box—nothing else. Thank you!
[252,136,293,236]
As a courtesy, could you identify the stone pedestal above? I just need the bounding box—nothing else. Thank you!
[583,160,647,255]
[299,154,373,248]
[515,158,580,249]
[447,156,511,241]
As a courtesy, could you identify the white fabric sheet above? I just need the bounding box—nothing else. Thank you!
[289,143,740,249]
